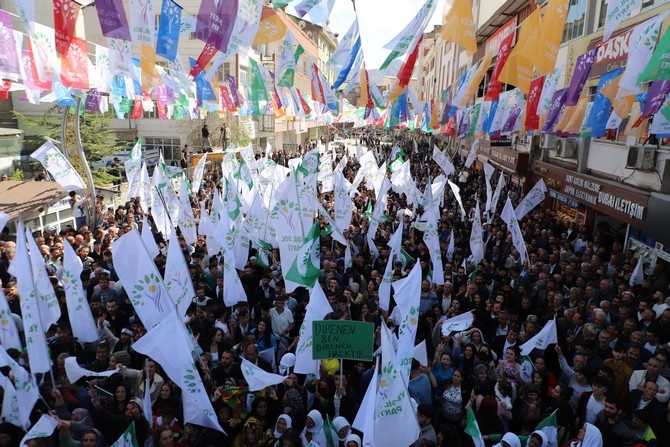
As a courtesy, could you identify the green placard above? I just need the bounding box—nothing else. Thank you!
[312,320,374,361]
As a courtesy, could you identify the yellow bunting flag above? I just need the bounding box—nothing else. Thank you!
[535,0,570,76]
[499,8,540,93]
[441,0,477,55]
[140,45,159,91]
[562,96,588,135]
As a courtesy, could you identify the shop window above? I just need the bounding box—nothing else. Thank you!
[144,137,181,163]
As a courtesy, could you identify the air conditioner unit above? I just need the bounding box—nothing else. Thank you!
[539,134,557,149]
[556,138,578,158]
[626,145,656,171]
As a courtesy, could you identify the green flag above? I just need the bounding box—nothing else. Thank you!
[468,264,478,283]
[365,201,373,222]
[224,177,242,221]
[233,157,254,189]
[109,423,139,447]
[294,44,305,63]
[466,103,481,138]
[285,222,321,288]
[389,156,404,173]
[320,224,334,237]
[638,26,670,83]
[271,0,291,8]
[255,239,273,269]
[297,150,320,177]
[323,415,338,447]
[464,407,485,447]
[249,59,269,115]
[534,410,558,447]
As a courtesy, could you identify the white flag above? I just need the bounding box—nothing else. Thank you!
[490,171,505,214]
[433,145,455,177]
[125,139,142,199]
[630,257,645,286]
[515,178,547,221]
[140,216,160,260]
[20,414,59,447]
[448,180,466,218]
[30,140,86,191]
[109,421,139,447]
[469,200,484,265]
[353,358,377,447]
[217,213,247,307]
[464,140,479,168]
[177,177,198,245]
[241,358,287,391]
[446,228,455,263]
[64,357,116,384]
[441,311,475,335]
[392,261,422,384]
[0,287,21,350]
[374,322,420,446]
[0,346,40,429]
[0,211,9,232]
[604,0,642,40]
[191,152,208,194]
[483,163,495,214]
[520,319,558,355]
[333,171,353,234]
[8,220,50,374]
[0,374,22,428]
[413,340,428,366]
[501,198,529,265]
[294,283,333,375]
[113,230,173,329]
[367,177,391,238]
[132,312,223,432]
[25,228,60,328]
[379,221,403,312]
[61,242,98,343]
[423,206,444,285]
[350,150,377,196]
[165,229,196,317]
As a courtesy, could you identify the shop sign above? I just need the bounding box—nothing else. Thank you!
[549,190,579,208]
[587,23,639,79]
[536,162,648,226]
[485,144,529,172]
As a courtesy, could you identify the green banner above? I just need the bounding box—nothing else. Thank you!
[312,320,374,361]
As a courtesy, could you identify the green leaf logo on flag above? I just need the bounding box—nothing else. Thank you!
[285,222,321,287]
[297,151,320,177]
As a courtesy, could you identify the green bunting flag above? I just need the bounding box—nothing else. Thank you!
[638,26,670,83]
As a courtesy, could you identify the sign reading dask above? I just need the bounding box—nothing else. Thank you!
[312,320,374,361]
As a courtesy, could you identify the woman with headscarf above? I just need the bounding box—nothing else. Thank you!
[233,417,270,447]
[492,432,521,447]
[267,414,292,446]
[343,434,361,447]
[300,410,326,447]
[568,422,603,447]
[332,417,351,446]
[528,430,548,447]
[57,420,103,447]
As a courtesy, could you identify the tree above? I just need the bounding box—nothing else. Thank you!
[15,106,125,186]
[178,110,254,150]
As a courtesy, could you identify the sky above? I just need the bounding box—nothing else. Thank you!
[286,0,446,71]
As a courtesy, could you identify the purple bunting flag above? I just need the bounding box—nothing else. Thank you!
[542,88,568,134]
[96,0,131,41]
[566,47,598,106]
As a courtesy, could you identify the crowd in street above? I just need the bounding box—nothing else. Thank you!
[1,132,668,447]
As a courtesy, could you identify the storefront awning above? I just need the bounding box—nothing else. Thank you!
[0,180,68,220]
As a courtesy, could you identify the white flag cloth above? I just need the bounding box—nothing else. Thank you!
[113,229,173,329]
[353,358,377,447]
[108,421,139,447]
[333,171,353,234]
[132,311,223,432]
[422,206,444,285]
[469,200,484,265]
[520,319,558,355]
[392,262,422,384]
[350,150,377,196]
[191,152,208,194]
[464,140,479,169]
[374,322,420,446]
[483,163,495,215]
[30,140,86,191]
[137,163,152,213]
[441,311,475,335]
[446,228,455,263]
[20,414,59,447]
[630,257,645,286]
[64,357,117,384]
[61,242,98,342]
[515,178,547,221]
[295,283,332,375]
[433,145,455,177]
[125,139,142,199]
[0,374,22,428]
[8,221,50,374]
[164,229,196,317]
[604,0,642,40]
[25,228,60,328]
[490,171,505,214]
[0,287,21,350]
[501,198,529,265]
[177,177,198,245]
[0,346,40,429]
[379,221,403,312]
[413,340,428,366]
[216,212,247,308]
[0,211,9,232]
[241,358,287,391]
[367,177,391,238]
[448,180,466,218]
[141,216,160,260]
[143,363,153,425]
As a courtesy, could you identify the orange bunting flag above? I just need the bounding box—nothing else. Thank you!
[560,96,589,135]
[140,45,159,91]
[535,0,570,76]
[253,7,287,46]
[498,8,540,93]
[430,99,440,129]
[441,0,477,55]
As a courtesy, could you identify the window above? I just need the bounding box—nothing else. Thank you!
[254,114,275,132]
[142,101,158,119]
[144,137,182,163]
[562,0,586,43]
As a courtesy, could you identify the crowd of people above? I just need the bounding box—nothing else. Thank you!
[0,131,668,447]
